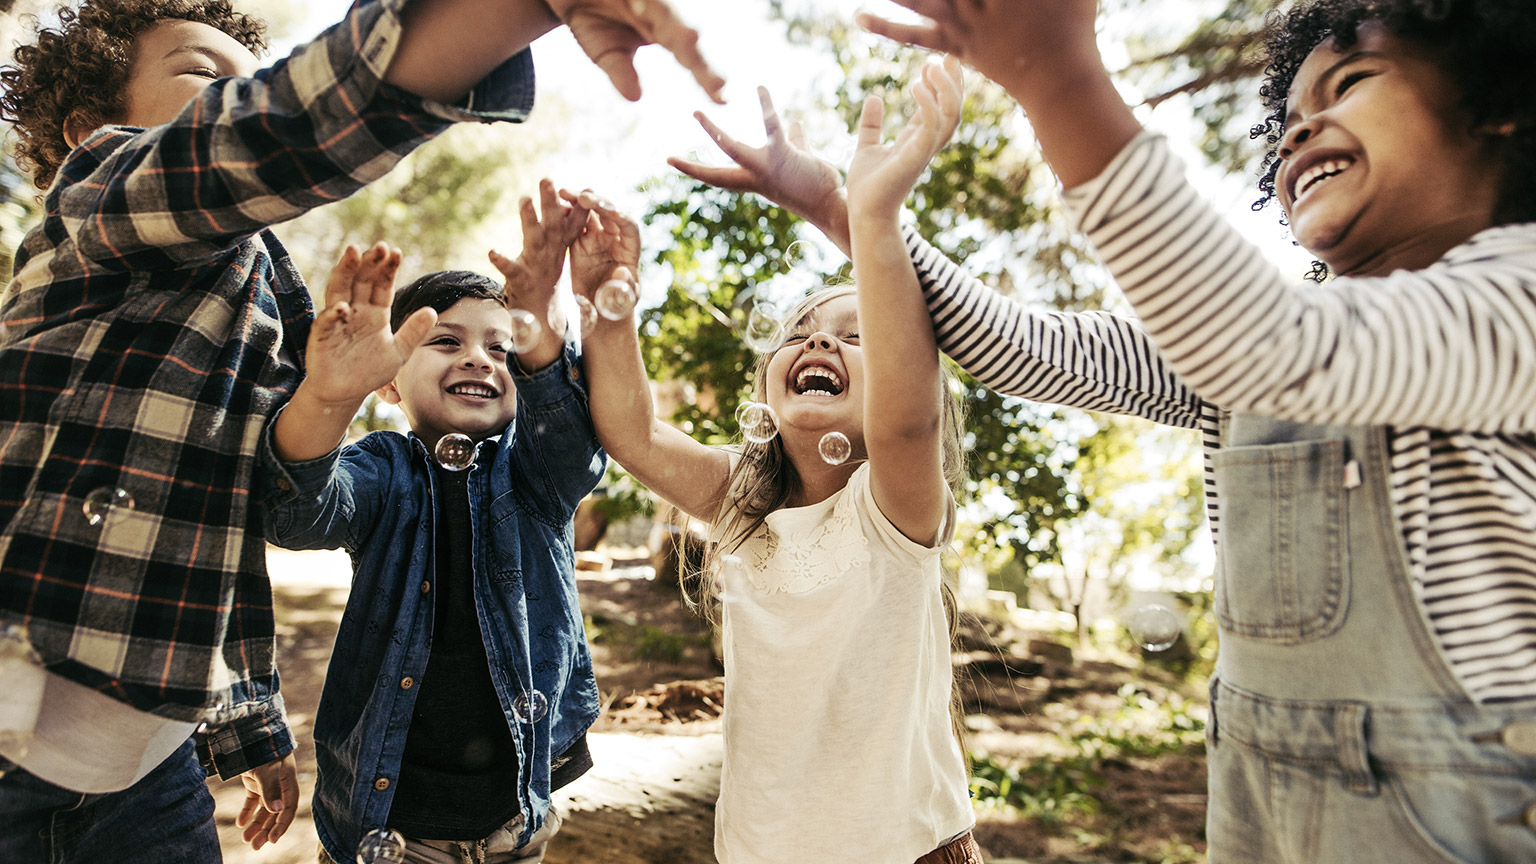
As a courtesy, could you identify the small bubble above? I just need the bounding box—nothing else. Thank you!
[434,433,477,471]
[737,402,779,445]
[595,280,637,321]
[743,301,783,353]
[356,827,406,864]
[818,431,851,465]
[574,295,599,335]
[83,487,134,527]
[508,309,541,353]
[1128,604,1183,652]
[512,690,548,724]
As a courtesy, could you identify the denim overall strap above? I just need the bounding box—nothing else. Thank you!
[1206,413,1536,864]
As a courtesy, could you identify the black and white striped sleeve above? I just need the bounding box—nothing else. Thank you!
[904,227,1205,430]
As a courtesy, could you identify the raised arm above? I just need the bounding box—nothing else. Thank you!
[845,59,964,545]
[568,196,732,523]
[488,178,589,372]
[270,243,435,464]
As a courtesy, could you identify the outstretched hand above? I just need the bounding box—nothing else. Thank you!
[566,191,642,303]
[304,243,435,409]
[667,86,848,251]
[488,178,588,315]
[548,0,725,103]
[845,57,964,220]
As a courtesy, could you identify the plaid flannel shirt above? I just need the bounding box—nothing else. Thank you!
[0,0,536,777]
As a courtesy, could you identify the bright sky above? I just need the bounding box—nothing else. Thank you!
[268,0,1315,281]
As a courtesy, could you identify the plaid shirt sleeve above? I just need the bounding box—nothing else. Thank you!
[39,0,536,274]
[196,691,297,780]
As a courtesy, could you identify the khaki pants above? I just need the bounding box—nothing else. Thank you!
[325,804,563,864]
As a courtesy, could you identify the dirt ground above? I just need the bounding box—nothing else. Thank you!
[214,546,1208,864]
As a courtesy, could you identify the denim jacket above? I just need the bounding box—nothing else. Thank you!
[259,343,605,859]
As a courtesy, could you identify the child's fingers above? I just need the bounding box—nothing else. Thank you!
[855,12,953,55]
[353,242,391,308]
[855,95,885,148]
[637,1,726,103]
[886,0,963,27]
[518,195,540,238]
[592,46,644,103]
[538,178,562,221]
[787,118,809,150]
[367,248,402,309]
[666,157,751,193]
[235,789,260,828]
[394,306,438,357]
[693,111,757,168]
[757,86,784,142]
[322,245,362,312]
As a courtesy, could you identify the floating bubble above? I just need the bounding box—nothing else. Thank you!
[356,827,406,864]
[573,295,599,335]
[508,309,541,354]
[743,301,784,353]
[1128,604,1183,652]
[512,690,549,724]
[737,402,780,445]
[595,280,637,321]
[434,433,477,471]
[83,487,134,527]
[818,431,852,465]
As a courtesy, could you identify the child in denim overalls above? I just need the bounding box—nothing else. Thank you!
[675,0,1536,860]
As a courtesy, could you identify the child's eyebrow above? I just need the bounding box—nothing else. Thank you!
[1285,50,1385,129]
[162,44,225,64]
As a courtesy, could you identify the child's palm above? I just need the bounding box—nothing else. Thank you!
[846,59,964,216]
[569,194,641,298]
[306,244,428,404]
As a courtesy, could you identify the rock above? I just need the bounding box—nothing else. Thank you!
[547,733,722,864]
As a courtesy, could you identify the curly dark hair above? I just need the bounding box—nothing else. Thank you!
[0,0,266,190]
[1250,0,1536,275]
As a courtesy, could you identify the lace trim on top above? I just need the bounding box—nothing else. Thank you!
[742,484,871,595]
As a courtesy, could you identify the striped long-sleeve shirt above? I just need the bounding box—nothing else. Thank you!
[0,0,535,775]
[908,132,1536,704]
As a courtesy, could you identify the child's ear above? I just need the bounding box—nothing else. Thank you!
[376,381,403,405]
[61,109,101,150]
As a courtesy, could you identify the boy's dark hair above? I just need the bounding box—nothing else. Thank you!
[1251,0,1536,252]
[0,0,267,190]
[390,270,504,332]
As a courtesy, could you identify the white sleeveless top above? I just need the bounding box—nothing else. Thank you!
[712,463,973,864]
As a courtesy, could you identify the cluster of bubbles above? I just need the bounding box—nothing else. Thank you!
[735,402,780,445]
[595,279,638,321]
[83,486,135,527]
[512,689,549,724]
[1127,604,1183,652]
[433,433,479,472]
[356,827,407,863]
[507,309,541,354]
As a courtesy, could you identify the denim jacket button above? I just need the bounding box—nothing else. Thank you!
[275,477,292,492]
[1501,722,1536,756]
[400,677,414,690]
[374,777,390,791]
[420,580,431,594]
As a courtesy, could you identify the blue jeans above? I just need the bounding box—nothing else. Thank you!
[0,738,221,864]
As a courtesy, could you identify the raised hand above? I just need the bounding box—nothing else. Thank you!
[303,243,435,409]
[488,178,588,315]
[845,57,964,221]
[547,0,725,103]
[566,191,642,303]
[668,87,851,254]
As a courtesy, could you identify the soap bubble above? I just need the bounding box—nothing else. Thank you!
[743,301,784,353]
[737,402,780,445]
[507,309,541,354]
[595,280,637,321]
[1128,604,1183,652]
[434,433,477,471]
[512,690,548,724]
[818,432,851,465]
[573,295,599,335]
[356,827,406,864]
[83,487,135,527]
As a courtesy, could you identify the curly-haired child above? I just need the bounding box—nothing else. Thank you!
[0,0,721,861]
[683,0,1536,860]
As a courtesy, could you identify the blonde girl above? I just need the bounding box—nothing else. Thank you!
[573,58,982,864]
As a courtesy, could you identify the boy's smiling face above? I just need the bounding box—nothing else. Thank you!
[378,298,518,450]
[117,18,261,130]
[1275,22,1508,276]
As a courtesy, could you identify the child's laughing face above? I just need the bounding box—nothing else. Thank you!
[379,298,518,450]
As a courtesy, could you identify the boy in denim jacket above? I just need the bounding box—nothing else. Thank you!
[260,181,604,863]
[0,0,717,858]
